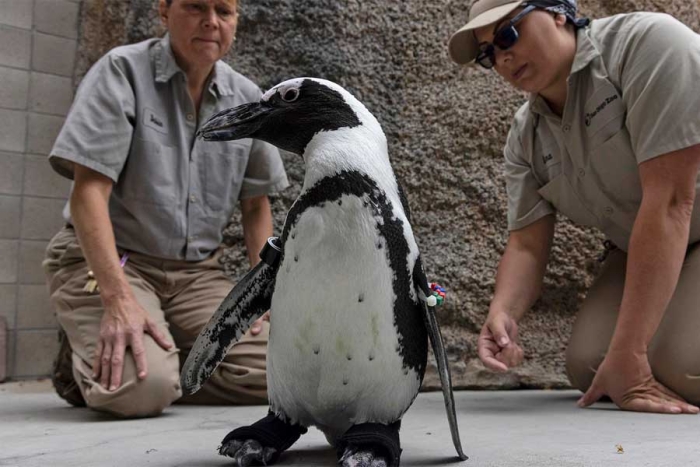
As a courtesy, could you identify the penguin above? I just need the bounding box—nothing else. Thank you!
[181,78,467,467]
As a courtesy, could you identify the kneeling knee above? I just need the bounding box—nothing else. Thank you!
[86,372,182,418]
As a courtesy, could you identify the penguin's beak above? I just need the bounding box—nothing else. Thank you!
[197,102,272,141]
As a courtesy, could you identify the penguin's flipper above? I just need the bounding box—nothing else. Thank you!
[413,257,468,461]
[180,238,281,396]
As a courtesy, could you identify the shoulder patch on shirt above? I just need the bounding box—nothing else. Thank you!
[143,108,168,135]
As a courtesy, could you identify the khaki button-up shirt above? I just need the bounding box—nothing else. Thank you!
[504,13,700,251]
[50,35,289,260]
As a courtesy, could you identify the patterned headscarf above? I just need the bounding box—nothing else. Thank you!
[527,0,590,28]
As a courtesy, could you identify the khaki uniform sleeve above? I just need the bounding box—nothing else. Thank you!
[49,53,136,182]
[618,14,700,163]
[504,124,555,231]
[238,139,290,199]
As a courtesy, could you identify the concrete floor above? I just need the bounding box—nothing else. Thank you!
[0,380,698,467]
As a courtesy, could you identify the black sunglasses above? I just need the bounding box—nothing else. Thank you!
[476,5,537,69]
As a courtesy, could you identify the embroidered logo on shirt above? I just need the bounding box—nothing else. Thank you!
[542,153,554,165]
[585,94,619,127]
[144,108,168,135]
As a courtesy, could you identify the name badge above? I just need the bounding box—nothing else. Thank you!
[143,108,168,135]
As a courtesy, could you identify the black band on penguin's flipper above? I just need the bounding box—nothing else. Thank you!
[221,412,307,463]
[259,236,282,268]
[336,421,402,467]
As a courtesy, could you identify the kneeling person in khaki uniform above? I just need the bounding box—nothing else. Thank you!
[449,0,700,414]
[43,0,289,418]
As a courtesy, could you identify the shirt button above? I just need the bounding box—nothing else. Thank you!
[186,113,194,121]
[577,168,586,178]
[189,194,197,203]
[604,207,614,216]
[563,124,571,132]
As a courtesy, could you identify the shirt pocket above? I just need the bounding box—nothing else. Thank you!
[119,137,178,205]
[588,126,642,213]
[537,174,599,227]
[585,85,626,148]
[201,141,250,211]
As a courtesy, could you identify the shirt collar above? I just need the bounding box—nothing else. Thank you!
[570,26,600,75]
[209,61,235,97]
[528,25,600,116]
[154,33,182,83]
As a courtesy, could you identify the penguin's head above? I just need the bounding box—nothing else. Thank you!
[197,78,370,155]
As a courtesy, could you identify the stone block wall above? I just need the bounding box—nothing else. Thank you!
[0,0,81,380]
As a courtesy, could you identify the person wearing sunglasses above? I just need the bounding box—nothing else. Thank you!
[449,0,700,415]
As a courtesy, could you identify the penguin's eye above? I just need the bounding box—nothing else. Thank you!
[281,88,299,103]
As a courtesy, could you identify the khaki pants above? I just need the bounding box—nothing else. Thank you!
[566,243,700,404]
[43,226,268,418]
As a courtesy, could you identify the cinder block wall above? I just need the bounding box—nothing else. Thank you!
[0,0,81,380]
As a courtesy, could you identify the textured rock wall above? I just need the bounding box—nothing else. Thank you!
[75,0,700,389]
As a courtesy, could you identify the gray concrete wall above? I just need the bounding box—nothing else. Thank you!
[2,0,699,387]
[0,0,81,380]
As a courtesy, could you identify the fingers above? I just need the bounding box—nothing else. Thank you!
[495,344,524,368]
[100,340,113,389]
[621,394,698,414]
[477,333,508,372]
[145,319,172,350]
[129,332,148,380]
[622,383,700,415]
[250,314,268,336]
[577,382,604,408]
[577,377,700,414]
[109,334,126,391]
[93,339,104,379]
[654,384,699,412]
[623,398,685,414]
[488,314,511,347]
[477,314,524,372]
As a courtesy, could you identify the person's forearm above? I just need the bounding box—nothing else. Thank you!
[71,182,132,305]
[490,216,554,321]
[241,196,273,267]
[491,242,548,321]
[608,201,692,353]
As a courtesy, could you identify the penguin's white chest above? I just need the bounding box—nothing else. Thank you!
[267,194,421,432]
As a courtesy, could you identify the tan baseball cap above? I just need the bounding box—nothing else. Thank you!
[448,0,526,65]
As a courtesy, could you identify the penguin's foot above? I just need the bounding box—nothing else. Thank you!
[218,411,307,466]
[219,439,277,466]
[335,422,401,467]
[339,446,388,467]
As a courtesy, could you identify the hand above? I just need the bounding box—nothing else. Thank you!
[93,295,172,391]
[477,311,524,372]
[578,348,699,414]
[250,311,270,336]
